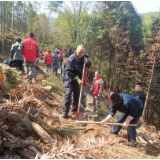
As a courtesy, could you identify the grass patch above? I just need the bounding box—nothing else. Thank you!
[97,108,110,120]
[0,63,19,94]
[0,55,4,63]
[45,73,65,97]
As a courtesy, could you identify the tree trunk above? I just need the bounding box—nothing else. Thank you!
[6,2,9,34]
[76,1,83,46]
[30,12,32,31]
[81,20,85,44]
[142,57,156,121]
[11,1,14,33]
[41,11,51,49]
[0,2,3,34]
[16,10,18,35]
[21,5,25,37]
[109,28,119,91]
[84,12,92,46]
[71,2,76,47]
[18,12,21,35]
[108,49,112,83]
[2,1,6,55]
[98,52,102,72]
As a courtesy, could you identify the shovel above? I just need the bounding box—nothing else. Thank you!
[75,62,86,120]
[76,120,137,127]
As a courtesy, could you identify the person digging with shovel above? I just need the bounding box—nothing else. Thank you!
[61,44,91,119]
[101,91,143,148]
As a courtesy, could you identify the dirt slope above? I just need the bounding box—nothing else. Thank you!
[0,63,159,159]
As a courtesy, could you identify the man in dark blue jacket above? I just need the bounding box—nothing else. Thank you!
[61,44,91,118]
[133,82,146,106]
[101,91,143,147]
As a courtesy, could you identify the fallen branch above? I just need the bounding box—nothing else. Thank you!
[136,129,160,144]
[0,138,7,152]
[2,131,39,150]
[31,122,54,145]
[136,129,160,150]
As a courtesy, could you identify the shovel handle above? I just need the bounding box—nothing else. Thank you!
[76,120,137,127]
[77,62,86,113]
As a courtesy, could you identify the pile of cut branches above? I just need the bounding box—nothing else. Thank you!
[0,69,160,159]
[0,83,78,158]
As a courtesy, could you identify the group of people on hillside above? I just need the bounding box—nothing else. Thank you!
[44,47,65,76]
[9,32,66,82]
[8,32,146,148]
[61,44,146,148]
[9,32,40,84]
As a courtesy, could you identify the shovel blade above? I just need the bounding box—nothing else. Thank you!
[75,112,83,120]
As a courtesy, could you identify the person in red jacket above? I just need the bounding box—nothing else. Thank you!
[90,70,104,111]
[59,47,64,67]
[45,50,52,73]
[19,32,39,84]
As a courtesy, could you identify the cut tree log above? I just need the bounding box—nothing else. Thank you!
[31,122,54,145]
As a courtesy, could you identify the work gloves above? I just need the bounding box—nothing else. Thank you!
[101,115,112,125]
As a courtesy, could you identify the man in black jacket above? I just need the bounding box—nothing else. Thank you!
[61,44,91,118]
[133,82,146,106]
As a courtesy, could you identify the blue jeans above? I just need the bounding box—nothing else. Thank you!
[53,64,58,76]
[111,111,142,143]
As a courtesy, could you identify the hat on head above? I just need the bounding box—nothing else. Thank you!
[136,82,142,87]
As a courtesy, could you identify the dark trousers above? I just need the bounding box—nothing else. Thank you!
[60,59,63,66]
[46,65,52,73]
[10,60,23,71]
[62,81,80,115]
[111,112,142,143]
